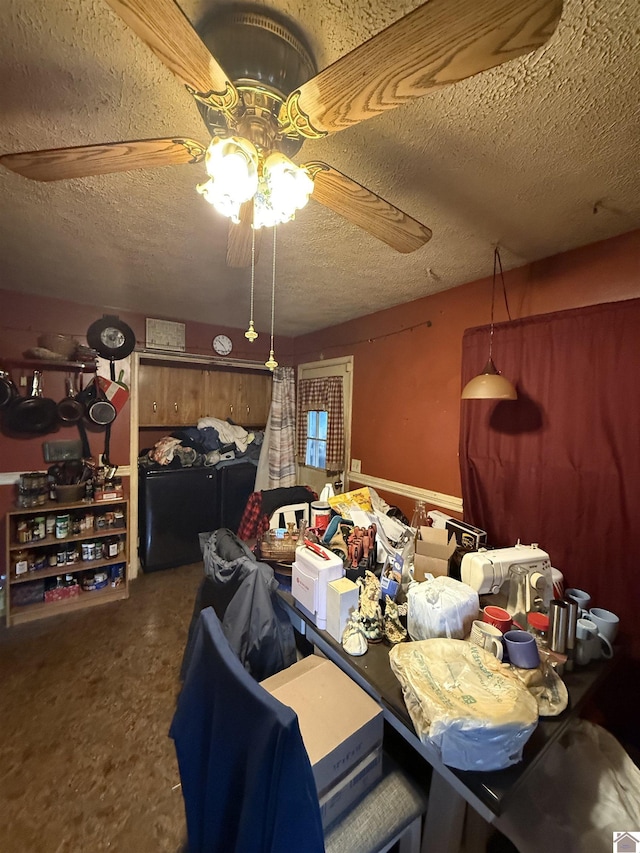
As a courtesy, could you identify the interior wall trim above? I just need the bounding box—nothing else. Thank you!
[137,349,269,371]
[347,470,463,514]
[0,466,132,486]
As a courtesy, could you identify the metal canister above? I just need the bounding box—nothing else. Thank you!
[549,599,568,654]
[564,598,579,671]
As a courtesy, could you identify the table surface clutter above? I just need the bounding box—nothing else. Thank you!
[271,487,621,850]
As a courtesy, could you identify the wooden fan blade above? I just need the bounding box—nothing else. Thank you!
[104,0,238,112]
[0,138,206,182]
[226,201,263,268]
[305,162,431,253]
[286,0,563,137]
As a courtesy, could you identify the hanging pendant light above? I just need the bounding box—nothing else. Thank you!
[244,223,258,343]
[265,226,278,371]
[461,248,517,400]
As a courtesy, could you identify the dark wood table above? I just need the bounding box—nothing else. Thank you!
[278,590,617,853]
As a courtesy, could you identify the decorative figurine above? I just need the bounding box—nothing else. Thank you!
[383,595,408,644]
[356,570,384,642]
[342,612,368,656]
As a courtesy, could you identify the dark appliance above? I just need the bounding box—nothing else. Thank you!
[138,462,257,572]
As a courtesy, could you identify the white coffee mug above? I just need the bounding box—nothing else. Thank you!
[565,587,592,615]
[576,617,613,662]
[470,620,504,661]
[588,607,619,643]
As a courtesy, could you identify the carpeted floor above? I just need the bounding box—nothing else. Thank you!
[0,562,204,853]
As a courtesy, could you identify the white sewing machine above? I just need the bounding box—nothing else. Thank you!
[460,542,551,597]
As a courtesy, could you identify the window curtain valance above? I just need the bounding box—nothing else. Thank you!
[296,377,344,470]
[459,297,640,660]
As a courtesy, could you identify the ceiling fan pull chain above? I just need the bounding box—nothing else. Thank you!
[245,217,258,342]
[265,226,278,372]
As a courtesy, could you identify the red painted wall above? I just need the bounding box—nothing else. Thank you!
[294,230,640,519]
[2,230,638,565]
[0,291,294,569]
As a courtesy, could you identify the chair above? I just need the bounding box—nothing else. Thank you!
[269,501,310,530]
[171,608,427,853]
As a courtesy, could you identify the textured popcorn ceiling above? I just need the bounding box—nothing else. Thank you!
[0,0,638,337]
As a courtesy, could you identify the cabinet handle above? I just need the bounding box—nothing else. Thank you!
[230,404,233,415]
[174,402,178,412]
[152,401,157,413]
[246,406,250,415]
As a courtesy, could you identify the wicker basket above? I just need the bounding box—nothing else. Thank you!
[258,530,299,563]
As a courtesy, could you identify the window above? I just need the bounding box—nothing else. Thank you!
[305,410,328,468]
[296,375,344,471]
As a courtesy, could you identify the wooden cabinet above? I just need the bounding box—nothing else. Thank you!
[138,364,207,426]
[4,498,129,626]
[138,363,272,427]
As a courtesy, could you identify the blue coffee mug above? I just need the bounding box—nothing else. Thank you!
[504,629,540,669]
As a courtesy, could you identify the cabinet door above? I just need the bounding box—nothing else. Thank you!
[236,372,272,426]
[204,370,239,423]
[138,364,170,426]
[170,367,206,425]
[139,365,206,425]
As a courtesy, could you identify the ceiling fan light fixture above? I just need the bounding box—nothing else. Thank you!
[253,152,314,230]
[461,358,517,400]
[197,136,259,222]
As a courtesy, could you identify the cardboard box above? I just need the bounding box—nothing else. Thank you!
[413,526,457,581]
[261,655,383,796]
[427,510,487,550]
[326,577,360,642]
[319,746,383,829]
[44,584,81,603]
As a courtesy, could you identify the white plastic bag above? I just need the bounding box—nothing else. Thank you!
[497,719,640,853]
[389,638,539,770]
[407,575,479,641]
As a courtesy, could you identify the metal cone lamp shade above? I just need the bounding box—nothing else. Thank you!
[461,357,517,400]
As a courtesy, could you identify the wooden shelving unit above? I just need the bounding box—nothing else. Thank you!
[5,498,129,626]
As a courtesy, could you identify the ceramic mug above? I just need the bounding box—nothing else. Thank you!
[503,629,541,669]
[482,605,512,634]
[588,607,619,643]
[575,617,613,664]
[565,588,591,614]
[470,620,504,660]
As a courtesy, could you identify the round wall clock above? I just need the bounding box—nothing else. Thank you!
[213,334,233,356]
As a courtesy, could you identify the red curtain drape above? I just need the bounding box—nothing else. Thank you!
[459,298,640,660]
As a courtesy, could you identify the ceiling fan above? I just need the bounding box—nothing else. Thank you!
[0,0,563,268]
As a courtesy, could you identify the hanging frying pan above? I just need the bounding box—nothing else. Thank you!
[77,377,116,425]
[0,369,19,409]
[56,377,85,424]
[86,315,136,361]
[3,371,58,434]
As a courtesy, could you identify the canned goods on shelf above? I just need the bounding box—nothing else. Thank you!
[55,514,70,539]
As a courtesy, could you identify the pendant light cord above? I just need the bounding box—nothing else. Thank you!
[489,247,513,360]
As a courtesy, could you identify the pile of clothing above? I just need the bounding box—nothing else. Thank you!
[140,417,264,469]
